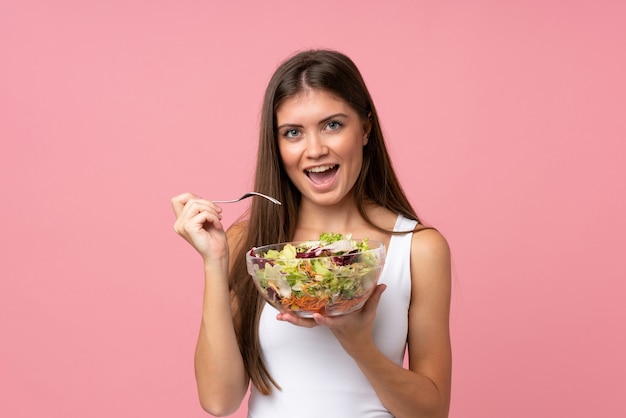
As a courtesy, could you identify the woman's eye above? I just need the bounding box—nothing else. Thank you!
[283,129,300,138]
[326,120,343,131]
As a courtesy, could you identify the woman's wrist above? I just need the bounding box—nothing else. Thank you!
[202,256,229,278]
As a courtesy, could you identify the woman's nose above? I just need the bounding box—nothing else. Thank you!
[304,134,328,158]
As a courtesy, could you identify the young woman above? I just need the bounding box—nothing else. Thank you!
[172,49,452,418]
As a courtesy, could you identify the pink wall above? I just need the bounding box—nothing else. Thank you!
[2,1,625,417]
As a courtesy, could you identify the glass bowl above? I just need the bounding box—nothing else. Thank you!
[246,239,386,317]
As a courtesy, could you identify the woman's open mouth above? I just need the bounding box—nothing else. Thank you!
[305,164,339,185]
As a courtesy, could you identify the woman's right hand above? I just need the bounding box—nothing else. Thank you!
[171,192,228,264]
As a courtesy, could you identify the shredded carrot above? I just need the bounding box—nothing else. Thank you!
[272,260,374,314]
[301,261,319,279]
[279,291,368,315]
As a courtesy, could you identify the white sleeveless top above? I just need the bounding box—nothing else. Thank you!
[248,215,418,418]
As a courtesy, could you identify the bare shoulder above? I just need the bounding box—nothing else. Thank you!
[410,228,451,291]
[411,228,450,263]
[226,220,248,242]
[226,221,248,249]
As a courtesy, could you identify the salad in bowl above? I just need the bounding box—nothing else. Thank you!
[246,233,386,317]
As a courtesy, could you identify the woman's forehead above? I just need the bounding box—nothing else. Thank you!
[276,89,356,122]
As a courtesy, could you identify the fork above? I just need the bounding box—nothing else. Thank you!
[213,192,282,205]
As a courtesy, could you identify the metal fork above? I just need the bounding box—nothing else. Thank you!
[213,192,281,205]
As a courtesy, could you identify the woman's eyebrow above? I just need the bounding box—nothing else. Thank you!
[277,113,349,130]
[277,122,303,130]
[319,113,349,124]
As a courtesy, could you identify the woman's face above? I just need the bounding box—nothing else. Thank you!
[276,89,370,207]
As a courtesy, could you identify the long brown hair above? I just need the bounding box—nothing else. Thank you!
[229,49,421,394]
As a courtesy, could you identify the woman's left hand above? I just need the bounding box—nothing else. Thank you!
[276,284,387,357]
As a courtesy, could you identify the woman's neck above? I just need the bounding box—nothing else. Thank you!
[293,196,372,240]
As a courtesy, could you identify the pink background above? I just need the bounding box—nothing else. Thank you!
[2,1,625,417]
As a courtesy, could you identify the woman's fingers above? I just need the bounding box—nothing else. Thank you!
[180,200,214,224]
[188,208,224,235]
[171,193,222,218]
[173,195,221,231]
[177,206,221,239]
[276,311,319,328]
[171,192,197,217]
[171,193,228,258]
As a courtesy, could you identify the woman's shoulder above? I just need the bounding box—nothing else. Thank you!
[409,227,451,282]
[411,227,449,257]
[226,220,248,239]
[226,220,249,257]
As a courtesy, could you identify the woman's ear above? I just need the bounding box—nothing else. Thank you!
[363,112,372,145]
[363,112,372,146]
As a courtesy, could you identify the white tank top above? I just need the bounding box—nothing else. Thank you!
[247,215,418,418]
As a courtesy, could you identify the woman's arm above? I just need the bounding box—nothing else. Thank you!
[314,228,452,418]
[193,262,249,416]
[171,193,249,416]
